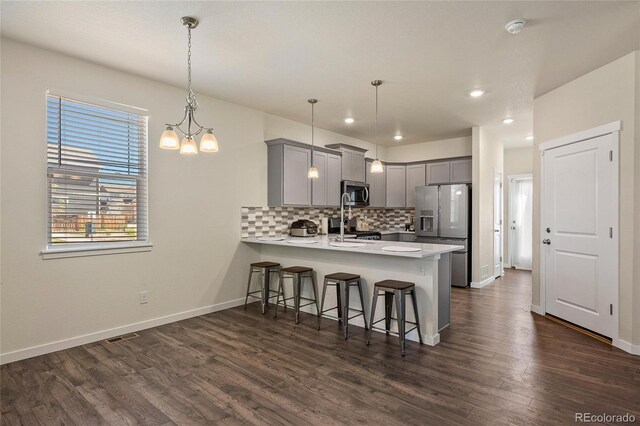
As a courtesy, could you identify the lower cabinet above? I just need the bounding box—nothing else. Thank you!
[381,233,400,242]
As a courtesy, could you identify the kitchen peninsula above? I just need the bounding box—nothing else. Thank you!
[242,236,462,345]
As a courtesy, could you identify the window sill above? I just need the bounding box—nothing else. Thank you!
[41,241,153,260]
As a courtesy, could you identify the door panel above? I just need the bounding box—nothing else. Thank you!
[327,153,341,206]
[311,151,327,206]
[406,164,426,208]
[494,173,503,277]
[385,165,406,208]
[544,133,617,338]
[283,144,311,205]
[439,185,468,238]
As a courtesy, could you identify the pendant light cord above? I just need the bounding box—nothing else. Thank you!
[311,101,315,165]
[375,83,379,159]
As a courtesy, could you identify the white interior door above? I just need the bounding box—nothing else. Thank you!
[509,176,533,270]
[543,133,617,338]
[494,172,503,277]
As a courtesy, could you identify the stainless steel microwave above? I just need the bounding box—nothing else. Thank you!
[341,181,370,207]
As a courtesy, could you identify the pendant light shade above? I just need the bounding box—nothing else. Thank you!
[160,126,180,150]
[370,80,384,174]
[307,166,319,179]
[308,98,319,179]
[179,137,198,155]
[200,130,219,152]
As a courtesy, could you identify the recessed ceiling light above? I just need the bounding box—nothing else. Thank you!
[526,135,534,141]
[394,135,403,141]
[344,117,354,124]
[505,19,527,34]
[502,117,514,125]
[469,90,485,97]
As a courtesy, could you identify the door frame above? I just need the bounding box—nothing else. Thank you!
[494,170,504,278]
[538,121,620,344]
[507,173,533,270]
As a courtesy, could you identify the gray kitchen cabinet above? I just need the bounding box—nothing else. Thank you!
[326,144,367,183]
[380,233,400,242]
[426,161,450,185]
[326,153,341,206]
[450,158,472,183]
[365,159,386,208]
[283,144,312,205]
[311,151,327,206]
[385,165,406,208]
[400,233,416,242]
[405,163,426,208]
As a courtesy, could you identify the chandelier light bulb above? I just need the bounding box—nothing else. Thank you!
[159,126,180,150]
[200,130,219,152]
[180,137,198,155]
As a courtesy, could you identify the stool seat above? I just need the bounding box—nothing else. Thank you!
[374,279,414,291]
[251,261,281,268]
[325,272,360,281]
[282,266,313,274]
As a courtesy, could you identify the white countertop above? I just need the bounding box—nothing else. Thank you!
[241,235,462,259]
[380,229,415,235]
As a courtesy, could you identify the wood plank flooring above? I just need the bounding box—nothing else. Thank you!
[2,269,640,425]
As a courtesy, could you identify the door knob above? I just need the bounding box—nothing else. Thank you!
[542,239,551,245]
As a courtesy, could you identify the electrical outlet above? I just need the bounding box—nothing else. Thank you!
[417,262,426,275]
[139,291,148,304]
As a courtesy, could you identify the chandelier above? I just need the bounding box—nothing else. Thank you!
[159,16,219,155]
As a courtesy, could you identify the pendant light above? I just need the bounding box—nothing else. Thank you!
[370,80,384,174]
[160,16,219,155]
[307,99,319,179]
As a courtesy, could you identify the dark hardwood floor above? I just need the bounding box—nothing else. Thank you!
[2,269,639,425]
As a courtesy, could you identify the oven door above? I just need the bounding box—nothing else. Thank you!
[342,181,370,207]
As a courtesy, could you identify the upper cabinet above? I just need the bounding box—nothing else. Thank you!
[325,144,367,183]
[405,163,426,208]
[386,164,406,208]
[365,159,386,208]
[426,158,472,185]
[266,139,341,207]
[450,158,472,183]
[426,161,451,185]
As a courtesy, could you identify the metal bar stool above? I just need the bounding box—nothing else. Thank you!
[366,280,423,356]
[317,272,368,339]
[274,266,319,324]
[244,262,282,314]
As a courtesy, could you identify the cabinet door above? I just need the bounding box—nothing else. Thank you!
[341,150,353,181]
[450,158,472,183]
[426,161,450,185]
[283,144,311,205]
[311,151,327,206]
[405,163,426,208]
[400,233,416,242]
[366,160,386,208]
[386,165,406,208]
[351,151,366,182]
[326,153,342,206]
[381,233,400,242]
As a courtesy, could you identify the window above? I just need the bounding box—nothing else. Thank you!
[46,93,148,248]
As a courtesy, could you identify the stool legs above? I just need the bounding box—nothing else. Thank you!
[243,265,254,309]
[317,278,329,330]
[366,289,379,346]
[273,269,287,318]
[395,290,406,356]
[310,272,319,315]
[357,279,368,330]
[410,289,424,344]
[340,281,349,339]
[384,292,394,335]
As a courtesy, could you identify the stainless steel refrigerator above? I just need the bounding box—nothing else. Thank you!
[415,184,471,287]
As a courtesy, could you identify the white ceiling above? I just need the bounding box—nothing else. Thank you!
[2,1,639,148]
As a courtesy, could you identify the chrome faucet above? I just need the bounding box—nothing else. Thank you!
[337,192,352,242]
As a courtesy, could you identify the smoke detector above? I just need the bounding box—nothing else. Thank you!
[505,19,527,34]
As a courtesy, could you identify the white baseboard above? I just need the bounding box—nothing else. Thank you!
[530,304,545,316]
[470,276,495,289]
[613,338,640,356]
[0,297,247,365]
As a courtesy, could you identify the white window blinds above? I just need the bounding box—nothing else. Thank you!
[46,93,148,245]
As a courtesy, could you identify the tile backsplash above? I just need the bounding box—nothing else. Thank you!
[241,206,414,237]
